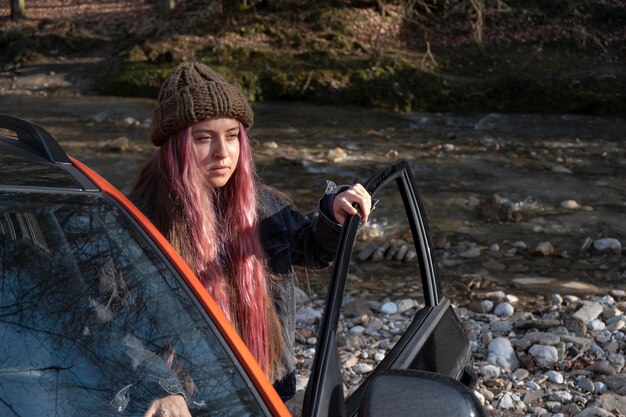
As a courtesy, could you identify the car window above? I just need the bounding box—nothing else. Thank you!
[0,191,266,417]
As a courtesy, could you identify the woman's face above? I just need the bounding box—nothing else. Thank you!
[191,117,241,188]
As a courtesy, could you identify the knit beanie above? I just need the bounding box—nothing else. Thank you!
[150,62,253,146]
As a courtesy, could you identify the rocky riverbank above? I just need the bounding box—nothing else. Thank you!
[291,283,626,416]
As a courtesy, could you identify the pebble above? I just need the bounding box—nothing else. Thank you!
[588,319,606,331]
[577,377,595,393]
[593,237,622,253]
[488,337,519,371]
[380,302,398,315]
[292,284,626,416]
[494,302,515,317]
[480,364,501,379]
[560,199,581,209]
[546,370,564,384]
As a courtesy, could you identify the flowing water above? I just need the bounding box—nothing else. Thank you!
[1,94,625,294]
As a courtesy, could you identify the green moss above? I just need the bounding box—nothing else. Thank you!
[96,62,173,97]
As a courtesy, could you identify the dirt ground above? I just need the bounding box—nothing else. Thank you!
[1,1,624,114]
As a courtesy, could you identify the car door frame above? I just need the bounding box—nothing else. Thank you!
[303,160,471,417]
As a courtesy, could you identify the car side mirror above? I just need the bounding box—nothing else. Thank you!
[358,369,486,417]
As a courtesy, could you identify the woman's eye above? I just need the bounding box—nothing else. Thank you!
[196,136,212,142]
[227,134,239,141]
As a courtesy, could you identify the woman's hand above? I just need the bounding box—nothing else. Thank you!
[333,183,372,224]
[144,394,191,417]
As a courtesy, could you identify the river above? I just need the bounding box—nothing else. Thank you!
[1,94,624,296]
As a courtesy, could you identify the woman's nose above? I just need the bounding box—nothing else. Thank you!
[211,137,228,159]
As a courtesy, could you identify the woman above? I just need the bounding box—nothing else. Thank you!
[131,62,372,417]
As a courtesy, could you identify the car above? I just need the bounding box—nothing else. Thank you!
[0,114,484,417]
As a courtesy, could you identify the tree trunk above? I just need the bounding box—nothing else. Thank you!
[160,0,176,15]
[10,0,26,20]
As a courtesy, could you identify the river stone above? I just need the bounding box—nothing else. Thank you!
[515,318,561,330]
[574,407,616,417]
[371,244,389,261]
[611,290,625,298]
[546,370,564,384]
[469,300,490,314]
[496,392,515,410]
[480,364,501,379]
[396,298,420,313]
[606,315,626,327]
[593,238,622,253]
[534,241,555,256]
[122,116,139,126]
[594,381,608,394]
[595,330,612,344]
[296,306,322,324]
[608,353,625,372]
[357,242,378,261]
[511,368,530,382]
[560,334,593,350]
[567,302,604,335]
[602,295,615,305]
[488,337,519,371]
[552,165,573,174]
[595,393,626,414]
[492,322,513,332]
[511,277,600,296]
[577,377,595,393]
[350,325,365,335]
[546,400,563,412]
[522,332,561,346]
[529,344,559,368]
[602,305,621,320]
[585,360,616,376]
[343,298,373,318]
[353,363,373,374]
[327,147,347,162]
[525,381,542,391]
[548,391,572,403]
[460,246,482,258]
[605,374,626,394]
[551,294,564,305]
[365,318,383,335]
[525,395,542,409]
[380,302,398,315]
[560,200,581,209]
[294,286,310,305]
[588,319,606,331]
[494,302,515,317]
[394,244,409,261]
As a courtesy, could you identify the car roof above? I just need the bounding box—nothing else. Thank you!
[0,115,97,192]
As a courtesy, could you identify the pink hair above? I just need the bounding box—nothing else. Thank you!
[133,123,280,379]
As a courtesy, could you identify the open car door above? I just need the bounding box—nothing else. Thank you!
[302,160,484,417]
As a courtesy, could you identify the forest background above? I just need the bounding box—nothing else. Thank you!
[1,0,625,115]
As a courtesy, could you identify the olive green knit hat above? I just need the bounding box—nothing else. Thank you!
[150,62,253,146]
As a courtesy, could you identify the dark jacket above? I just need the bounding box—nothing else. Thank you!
[133,182,344,402]
[258,185,343,400]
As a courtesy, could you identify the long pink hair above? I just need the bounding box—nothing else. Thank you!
[132,123,282,380]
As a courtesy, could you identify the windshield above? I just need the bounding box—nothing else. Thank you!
[0,191,265,416]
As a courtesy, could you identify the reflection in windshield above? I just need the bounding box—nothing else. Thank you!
[0,191,263,416]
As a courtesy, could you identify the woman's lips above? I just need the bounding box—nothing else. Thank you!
[210,166,229,175]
